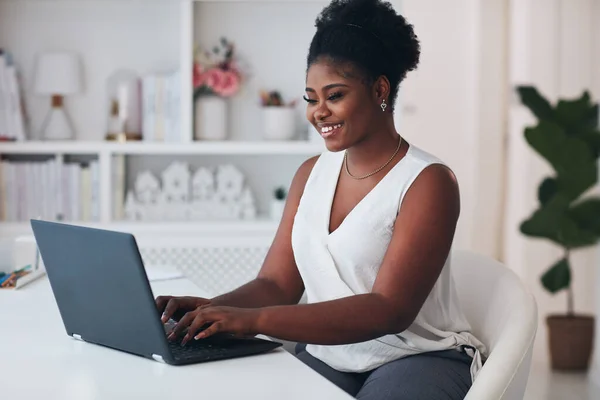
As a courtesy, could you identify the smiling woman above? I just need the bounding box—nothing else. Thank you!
[155,0,487,399]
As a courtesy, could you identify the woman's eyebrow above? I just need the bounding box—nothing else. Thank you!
[305,83,349,92]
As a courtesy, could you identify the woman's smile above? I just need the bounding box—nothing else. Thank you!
[318,122,344,138]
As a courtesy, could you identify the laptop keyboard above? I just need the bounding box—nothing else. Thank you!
[168,337,229,360]
[163,319,281,363]
[168,334,274,362]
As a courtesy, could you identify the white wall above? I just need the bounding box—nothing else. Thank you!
[472,0,508,259]
[0,0,181,141]
[400,0,507,254]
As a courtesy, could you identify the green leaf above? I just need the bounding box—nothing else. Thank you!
[520,193,598,248]
[583,103,600,130]
[555,160,598,200]
[574,128,600,158]
[517,86,555,122]
[541,258,571,293]
[555,91,595,132]
[520,194,570,243]
[525,121,596,199]
[569,198,600,236]
[557,216,598,249]
[525,121,594,174]
[538,178,557,205]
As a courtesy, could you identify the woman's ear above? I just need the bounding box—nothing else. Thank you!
[373,75,391,103]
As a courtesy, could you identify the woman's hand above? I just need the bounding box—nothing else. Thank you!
[169,305,261,345]
[155,295,211,323]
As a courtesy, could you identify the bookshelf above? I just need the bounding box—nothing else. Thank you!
[0,141,325,156]
[0,0,338,239]
[0,139,324,237]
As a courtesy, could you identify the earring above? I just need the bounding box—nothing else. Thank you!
[381,99,387,112]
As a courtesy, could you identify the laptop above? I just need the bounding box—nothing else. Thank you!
[30,219,282,365]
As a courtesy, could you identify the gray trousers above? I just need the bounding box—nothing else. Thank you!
[295,343,473,400]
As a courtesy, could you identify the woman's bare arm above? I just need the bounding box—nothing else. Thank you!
[208,156,319,308]
[247,164,460,344]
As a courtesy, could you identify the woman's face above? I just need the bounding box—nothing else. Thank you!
[304,60,378,152]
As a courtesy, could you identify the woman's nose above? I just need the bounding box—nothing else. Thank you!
[314,102,332,121]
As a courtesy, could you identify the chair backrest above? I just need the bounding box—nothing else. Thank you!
[450,250,537,400]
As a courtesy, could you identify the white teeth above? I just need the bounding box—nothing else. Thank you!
[321,124,342,133]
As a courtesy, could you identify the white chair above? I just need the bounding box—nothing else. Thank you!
[451,250,538,400]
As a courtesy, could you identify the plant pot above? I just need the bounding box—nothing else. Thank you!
[194,96,227,140]
[263,107,296,141]
[547,314,594,370]
[270,199,286,220]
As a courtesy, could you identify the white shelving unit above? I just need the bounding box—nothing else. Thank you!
[0,139,324,238]
[0,141,325,156]
[0,0,330,239]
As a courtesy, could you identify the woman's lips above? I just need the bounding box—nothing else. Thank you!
[320,123,343,139]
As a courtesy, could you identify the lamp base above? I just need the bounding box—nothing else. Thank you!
[41,99,74,140]
[105,132,143,142]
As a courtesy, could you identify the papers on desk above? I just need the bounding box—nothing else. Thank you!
[145,265,185,282]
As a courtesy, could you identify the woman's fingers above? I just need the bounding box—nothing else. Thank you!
[161,298,182,323]
[194,321,222,340]
[155,296,173,315]
[169,310,197,340]
[182,312,215,345]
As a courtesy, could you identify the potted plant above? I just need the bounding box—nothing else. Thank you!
[517,86,600,370]
[260,90,297,141]
[193,37,244,141]
[271,186,287,220]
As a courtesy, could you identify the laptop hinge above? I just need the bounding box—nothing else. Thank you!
[72,334,83,341]
[152,354,165,363]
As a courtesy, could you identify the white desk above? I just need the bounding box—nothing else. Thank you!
[0,276,352,400]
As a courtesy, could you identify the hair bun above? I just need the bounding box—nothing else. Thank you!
[316,0,381,30]
[315,0,419,72]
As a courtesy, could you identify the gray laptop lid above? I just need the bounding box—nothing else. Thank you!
[30,220,169,360]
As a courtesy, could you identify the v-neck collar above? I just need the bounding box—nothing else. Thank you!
[325,142,412,236]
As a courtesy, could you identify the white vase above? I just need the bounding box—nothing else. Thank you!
[263,107,296,141]
[270,199,286,220]
[194,96,227,140]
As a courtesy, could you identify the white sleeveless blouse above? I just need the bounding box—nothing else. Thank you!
[291,143,487,382]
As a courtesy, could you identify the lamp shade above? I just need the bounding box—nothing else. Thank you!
[33,52,82,95]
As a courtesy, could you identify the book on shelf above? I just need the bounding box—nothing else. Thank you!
[0,49,28,142]
[0,159,100,223]
[142,70,181,143]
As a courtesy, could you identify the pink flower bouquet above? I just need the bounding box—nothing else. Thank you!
[193,38,243,100]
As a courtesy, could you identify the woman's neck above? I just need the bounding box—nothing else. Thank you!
[345,118,403,175]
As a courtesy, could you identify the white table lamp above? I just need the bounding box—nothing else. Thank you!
[34,52,82,140]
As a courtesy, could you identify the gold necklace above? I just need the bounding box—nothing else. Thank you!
[344,136,402,180]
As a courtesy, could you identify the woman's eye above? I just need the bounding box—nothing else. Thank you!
[303,95,317,104]
[327,92,343,101]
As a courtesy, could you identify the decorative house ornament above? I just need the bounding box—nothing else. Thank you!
[161,161,191,203]
[124,191,143,221]
[215,165,244,202]
[191,167,214,201]
[135,171,160,204]
[125,162,257,221]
